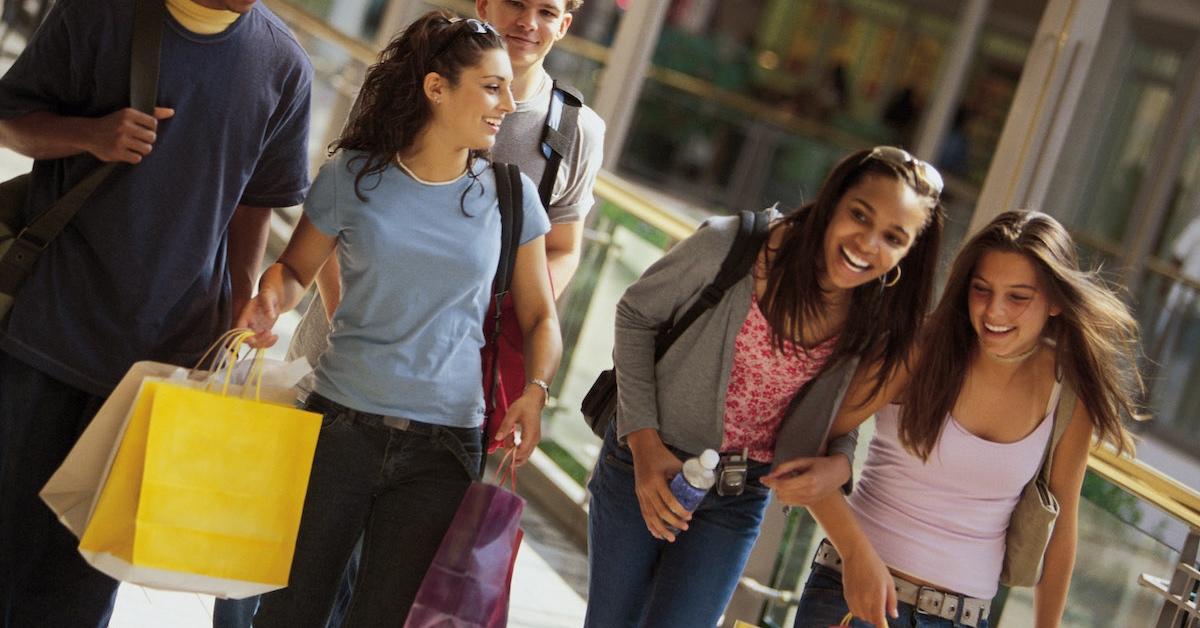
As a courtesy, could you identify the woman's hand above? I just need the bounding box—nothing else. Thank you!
[626,429,689,542]
[841,546,898,628]
[235,288,281,349]
[761,454,851,506]
[494,385,544,466]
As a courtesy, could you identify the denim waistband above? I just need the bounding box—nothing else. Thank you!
[305,392,484,480]
[305,392,481,439]
[608,426,771,480]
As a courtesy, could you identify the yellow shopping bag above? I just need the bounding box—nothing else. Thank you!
[76,331,321,598]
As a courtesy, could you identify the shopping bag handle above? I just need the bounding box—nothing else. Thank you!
[193,328,253,373]
[192,328,267,400]
[494,448,519,491]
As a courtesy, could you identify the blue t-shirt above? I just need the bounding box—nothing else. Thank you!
[307,152,550,428]
[0,0,311,395]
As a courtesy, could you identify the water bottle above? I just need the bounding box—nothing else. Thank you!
[668,449,719,514]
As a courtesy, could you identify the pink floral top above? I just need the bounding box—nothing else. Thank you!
[721,296,838,462]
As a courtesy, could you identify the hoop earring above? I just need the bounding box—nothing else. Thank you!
[882,265,902,288]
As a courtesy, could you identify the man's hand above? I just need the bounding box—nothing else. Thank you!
[761,454,851,506]
[626,429,689,541]
[84,107,175,163]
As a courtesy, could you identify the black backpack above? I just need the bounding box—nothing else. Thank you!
[579,209,772,438]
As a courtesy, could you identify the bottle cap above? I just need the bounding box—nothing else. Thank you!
[699,449,719,470]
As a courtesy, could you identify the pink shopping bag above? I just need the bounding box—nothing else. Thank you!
[405,458,524,628]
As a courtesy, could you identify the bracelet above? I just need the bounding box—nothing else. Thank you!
[526,378,550,403]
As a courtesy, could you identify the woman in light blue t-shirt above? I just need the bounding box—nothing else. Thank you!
[234,11,560,626]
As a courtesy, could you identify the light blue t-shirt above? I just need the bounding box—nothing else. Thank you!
[304,151,550,427]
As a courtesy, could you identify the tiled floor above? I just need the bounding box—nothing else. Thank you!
[108,495,589,627]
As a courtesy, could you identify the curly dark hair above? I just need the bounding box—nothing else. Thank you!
[332,10,506,202]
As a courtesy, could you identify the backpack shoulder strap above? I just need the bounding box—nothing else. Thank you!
[492,162,524,300]
[537,79,584,209]
[654,209,771,360]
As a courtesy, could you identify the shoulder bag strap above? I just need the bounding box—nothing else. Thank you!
[0,0,164,288]
[653,209,771,361]
[536,79,583,209]
[1037,379,1077,484]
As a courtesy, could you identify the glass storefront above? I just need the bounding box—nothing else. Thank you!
[606,0,1030,213]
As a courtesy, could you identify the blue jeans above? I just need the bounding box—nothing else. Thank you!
[251,393,482,628]
[584,427,771,628]
[793,565,990,628]
[0,351,117,628]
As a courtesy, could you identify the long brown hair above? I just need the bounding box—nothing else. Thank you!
[899,210,1143,460]
[761,149,944,401]
[332,11,505,201]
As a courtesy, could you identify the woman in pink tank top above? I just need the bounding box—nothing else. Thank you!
[767,211,1144,628]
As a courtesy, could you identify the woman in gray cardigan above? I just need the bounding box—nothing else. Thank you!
[584,147,945,628]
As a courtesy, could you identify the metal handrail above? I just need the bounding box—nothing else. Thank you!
[1090,446,1200,530]
[593,173,698,242]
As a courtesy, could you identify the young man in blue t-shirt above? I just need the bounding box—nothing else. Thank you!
[0,0,312,625]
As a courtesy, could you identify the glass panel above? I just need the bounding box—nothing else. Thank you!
[543,202,683,477]
[1137,270,1200,454]
[1073,42,1180,244]
[618,79,749,209]
[995,473,1181,626]
[1152,130,1200,259]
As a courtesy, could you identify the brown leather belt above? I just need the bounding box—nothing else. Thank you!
[813,539,991,628]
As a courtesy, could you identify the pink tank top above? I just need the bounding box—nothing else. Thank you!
[847,380,1060,598]
[721,296,836,462]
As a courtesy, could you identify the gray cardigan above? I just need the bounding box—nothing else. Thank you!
[613,212,859,464]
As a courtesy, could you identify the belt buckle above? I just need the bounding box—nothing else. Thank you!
[382,415,412,431]
[916,586,958,621]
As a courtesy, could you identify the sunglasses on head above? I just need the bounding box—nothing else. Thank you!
[863,146,944,198]
[429,17,501,60]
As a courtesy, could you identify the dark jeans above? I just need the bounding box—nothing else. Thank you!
[0,351,118,628]
[211,595,259,628]
[212,541,355,628]
[793,565,990,628]
[326,537,360,628]
[252,393,482,628]
[584,426,771,628]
